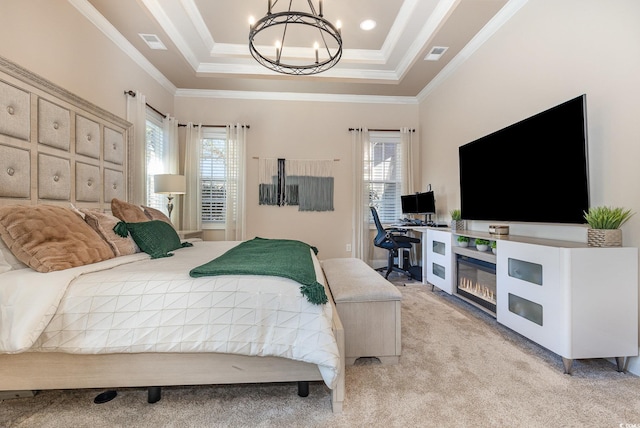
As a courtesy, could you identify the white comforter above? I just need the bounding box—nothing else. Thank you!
[0,241,340,388]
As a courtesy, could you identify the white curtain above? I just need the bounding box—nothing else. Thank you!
[183,123,202,231]
[126,91,147,205]
[162,115,180,224]
[351,127,370,263]
[225,124,247,241]
[400,127,415,195]
[163,116,179,174]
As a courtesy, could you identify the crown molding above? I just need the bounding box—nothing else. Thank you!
[175,88,419,105]
[68,0,177,94]
[417,0,528,103]
[140,0,200,71]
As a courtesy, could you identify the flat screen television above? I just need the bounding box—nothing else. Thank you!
[459,94,589,224]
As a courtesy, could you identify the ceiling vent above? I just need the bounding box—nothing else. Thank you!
[139,33,167,50]
[425,46,448,61]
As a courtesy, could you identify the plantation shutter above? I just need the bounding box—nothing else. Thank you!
[366,132,402,224]
[201,130,227,223]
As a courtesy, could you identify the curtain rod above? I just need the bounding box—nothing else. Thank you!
[252,156,340,161]
[124,90,250,129]
[349,127,415,132]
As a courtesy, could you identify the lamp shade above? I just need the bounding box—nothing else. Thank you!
[154,174,186,194]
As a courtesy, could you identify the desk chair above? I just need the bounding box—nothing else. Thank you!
[370,206,420,279]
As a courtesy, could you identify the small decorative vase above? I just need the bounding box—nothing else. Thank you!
[451,220,465,230]
[458,241,469,248]
[476,244,489,252]
[587,228,622,247]
[492,248,497,255]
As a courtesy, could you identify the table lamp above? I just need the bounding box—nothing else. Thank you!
[154,174,186,219]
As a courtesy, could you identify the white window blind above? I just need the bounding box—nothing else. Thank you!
[145,110,165,211]
[201,130,227,223]
[365,132,402,224]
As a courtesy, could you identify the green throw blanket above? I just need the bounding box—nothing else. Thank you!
[189,237,328,305]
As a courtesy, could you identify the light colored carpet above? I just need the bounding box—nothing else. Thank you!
[2,278,640,427]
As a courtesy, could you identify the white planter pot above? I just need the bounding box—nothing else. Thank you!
[476,244,489,252]
[458,241,469,247]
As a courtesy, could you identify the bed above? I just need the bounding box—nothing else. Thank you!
[0,56,345,412]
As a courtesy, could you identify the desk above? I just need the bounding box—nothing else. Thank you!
[403,227,430,284]
[404,226,455,291]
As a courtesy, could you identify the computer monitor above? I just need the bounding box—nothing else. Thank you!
[401,194,418,214]
[416,191,436,214]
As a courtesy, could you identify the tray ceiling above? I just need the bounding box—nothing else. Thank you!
[78,0,518,98]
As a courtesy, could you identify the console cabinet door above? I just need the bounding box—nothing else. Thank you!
[426,229,453,293]
[496,241,567,356]
[567,248,638,359]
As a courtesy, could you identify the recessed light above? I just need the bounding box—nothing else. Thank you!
[360,20,376,31]
[425,46,448,61]
[139,33,167,50]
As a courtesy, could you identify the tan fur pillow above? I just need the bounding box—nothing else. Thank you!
[0,205,115,273]
[142,205,174,228]
[111,198,148,223]
[81,209,139,257]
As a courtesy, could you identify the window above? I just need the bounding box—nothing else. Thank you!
[145,109,165,211]
[365,131,402,224]
[200,129,227,226]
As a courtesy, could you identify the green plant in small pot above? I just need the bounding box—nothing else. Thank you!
[584,206,634,247]
[457,235,470,247]
[490,240,497,254]
[450,209,465,230]
[475,238,490,252]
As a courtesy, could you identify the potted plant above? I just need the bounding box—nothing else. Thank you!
[450,209,465,230]
[457,235,470,247]
[584,206,634,247]
[475,238,490,252]
[490,240,497,254]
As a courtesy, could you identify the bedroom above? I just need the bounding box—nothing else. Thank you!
[1,0,640,425]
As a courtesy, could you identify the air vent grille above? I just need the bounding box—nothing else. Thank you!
[139,33,167,50]
[425,46,448,61]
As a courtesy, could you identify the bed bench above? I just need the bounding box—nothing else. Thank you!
[321,258,402,365]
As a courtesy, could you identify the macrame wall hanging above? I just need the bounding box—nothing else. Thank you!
[258,158,334,212]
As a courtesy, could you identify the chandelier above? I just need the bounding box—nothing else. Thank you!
[249,0,343,75]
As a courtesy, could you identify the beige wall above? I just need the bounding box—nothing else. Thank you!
[419,0,640,367]
[0,0,174,119]
[176,96,419,260]
[420,0,640,241]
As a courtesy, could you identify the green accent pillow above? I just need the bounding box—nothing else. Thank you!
[114,220,191,259]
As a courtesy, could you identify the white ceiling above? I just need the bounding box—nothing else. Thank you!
[75,0,521,99]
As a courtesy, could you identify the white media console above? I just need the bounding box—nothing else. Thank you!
[409,227,638,374]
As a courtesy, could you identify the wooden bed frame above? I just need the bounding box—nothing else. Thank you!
[0,56,346,413]
[0,290,345,412]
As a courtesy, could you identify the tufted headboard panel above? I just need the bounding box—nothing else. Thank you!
[0,56,130,210]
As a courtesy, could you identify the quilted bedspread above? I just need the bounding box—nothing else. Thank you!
[0,241,340,388]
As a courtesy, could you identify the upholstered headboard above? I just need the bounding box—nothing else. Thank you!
[0,55,130,211]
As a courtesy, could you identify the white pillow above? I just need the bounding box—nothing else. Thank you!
[0,235,28,272]
[0,248,10,274]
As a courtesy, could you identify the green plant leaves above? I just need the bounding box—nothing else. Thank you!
[583,206,634,229]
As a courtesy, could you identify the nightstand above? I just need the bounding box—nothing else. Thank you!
[176,230,203,239]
